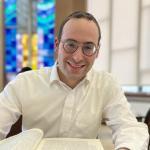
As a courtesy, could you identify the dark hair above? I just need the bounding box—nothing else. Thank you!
[57,11,101,46]
[18,67,32,74]
[145,109,150,132]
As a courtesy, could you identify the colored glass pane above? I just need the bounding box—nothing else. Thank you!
[5,28,17,72]
[37,0,55,67]
[4,0,55,81]
[4,0,16,26]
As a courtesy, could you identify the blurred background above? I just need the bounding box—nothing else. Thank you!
[0,0,150,149]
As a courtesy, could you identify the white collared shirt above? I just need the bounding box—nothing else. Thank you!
[0,65,149,150]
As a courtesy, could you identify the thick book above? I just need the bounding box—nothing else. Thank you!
[0,129,104,150]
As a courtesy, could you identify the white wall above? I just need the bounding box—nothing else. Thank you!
[87,0,110,72]
[87,0,150,86]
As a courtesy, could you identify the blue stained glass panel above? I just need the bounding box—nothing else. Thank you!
[4,0,17,26]
[37,0,55,67]
[4,0,55,81]
[5,28,17,72]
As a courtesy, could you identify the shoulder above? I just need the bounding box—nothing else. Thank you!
[18,67,51,79]
[88,69,122,94]
[89,69,118,84]
[8,67,52,87]
[1,67,53,99]
[90,70,125,104]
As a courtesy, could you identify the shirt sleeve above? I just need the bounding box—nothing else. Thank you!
[102,75,149,150]
[0,79,22,140]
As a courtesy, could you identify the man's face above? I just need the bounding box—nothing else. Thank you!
[55,18,99,87]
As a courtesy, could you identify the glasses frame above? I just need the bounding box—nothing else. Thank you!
[61,39,99,57]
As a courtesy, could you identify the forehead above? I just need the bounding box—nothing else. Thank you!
[61,18,99,44]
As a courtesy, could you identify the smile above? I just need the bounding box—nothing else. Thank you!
[67,61,85,69]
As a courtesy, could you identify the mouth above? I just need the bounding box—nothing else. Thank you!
[67,61,85,70]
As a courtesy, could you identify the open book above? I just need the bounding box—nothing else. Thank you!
[0,129,104,150]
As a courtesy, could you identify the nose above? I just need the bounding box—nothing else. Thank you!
[72,46,84,62]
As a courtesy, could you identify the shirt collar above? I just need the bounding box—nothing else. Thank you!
[50,62,60,83]
[86,69,92,82]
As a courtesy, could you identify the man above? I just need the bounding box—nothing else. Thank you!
[0,11,149,150]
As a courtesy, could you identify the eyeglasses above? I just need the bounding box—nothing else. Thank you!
[61,39,98,56]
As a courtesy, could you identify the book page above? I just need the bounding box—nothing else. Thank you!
[37,138,104,150]
[0,129,104,150]
[0,128,43,150]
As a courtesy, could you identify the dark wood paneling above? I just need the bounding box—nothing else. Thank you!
[55,0,87,36]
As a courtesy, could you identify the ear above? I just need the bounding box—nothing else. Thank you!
[95,44,100,58]
[96,50,100,58]
[54,37,59,60]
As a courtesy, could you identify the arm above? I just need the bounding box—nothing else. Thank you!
[0,80,21,140]
[102,76,149,150]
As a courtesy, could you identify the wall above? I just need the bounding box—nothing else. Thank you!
[87,0,150,86]
[55,0,87,36]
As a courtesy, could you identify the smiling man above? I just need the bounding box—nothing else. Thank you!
[55,17,100,88]
[0,11,149,150]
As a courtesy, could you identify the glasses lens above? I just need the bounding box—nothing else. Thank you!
[82,43,96,56]
[63,40,78,53]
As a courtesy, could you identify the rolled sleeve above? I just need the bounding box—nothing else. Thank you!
[102,77,149,150]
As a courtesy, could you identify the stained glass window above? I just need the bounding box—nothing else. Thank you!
[37,0,55,68]
[4,0,17,76]
[4,0,55,82]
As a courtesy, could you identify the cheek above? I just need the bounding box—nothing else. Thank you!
[87,56,96,64]
[57,50,68,63]
[59,48,71,59]
[56,47,63,60]
[86,57,96,69]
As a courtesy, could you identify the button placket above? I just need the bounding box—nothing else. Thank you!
[59,92,75,135]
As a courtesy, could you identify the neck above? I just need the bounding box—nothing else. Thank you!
[57,68,84,89]
[61,78,80,89]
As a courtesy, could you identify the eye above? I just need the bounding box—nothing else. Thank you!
[83,43,96,56]
[63,40,78,53]
[83,44,94,51]
[65,41,77,49]
[67,41,77,49]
